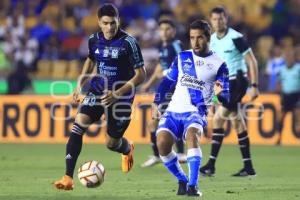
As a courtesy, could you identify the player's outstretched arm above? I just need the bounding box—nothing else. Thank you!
[73,57,94,103]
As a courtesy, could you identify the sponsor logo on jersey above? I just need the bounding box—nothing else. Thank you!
[180,74,205,90]
[98,62,117,76]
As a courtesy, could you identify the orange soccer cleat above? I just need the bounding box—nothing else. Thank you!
[121,143,134,173]
[53,175,74,190]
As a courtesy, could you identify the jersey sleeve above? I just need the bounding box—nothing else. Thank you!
[165,56,179,81]
[232,37,251,55]
[125,36,144,69]
[172,40,183,55]
[215,62,230,104]
[88,35,95,61]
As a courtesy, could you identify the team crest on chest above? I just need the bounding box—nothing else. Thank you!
[111,49,119,58]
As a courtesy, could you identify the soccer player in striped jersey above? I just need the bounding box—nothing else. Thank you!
[200,6,259,177]
[154,20,229,196]
[140,18,186,167]
[54,4,146,190]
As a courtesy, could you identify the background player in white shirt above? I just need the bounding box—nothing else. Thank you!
[154,20,229,197]
[200,6,259,177]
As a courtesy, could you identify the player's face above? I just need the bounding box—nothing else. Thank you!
[98,16,119,40]
[210,13,227,33]
[190,29,209,55]
[159,23,175,43]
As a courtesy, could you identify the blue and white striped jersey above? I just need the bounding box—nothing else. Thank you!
[165,50,229,115]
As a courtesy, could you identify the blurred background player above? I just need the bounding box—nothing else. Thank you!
[200,6,259,177]
[155,20,229,196]
[140,18,186,167]
[276,51,300,145]
[54,3,146,190]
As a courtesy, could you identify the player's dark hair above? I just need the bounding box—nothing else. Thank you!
[210,6,228,18]
[97,3,119,18]
[189,19,211,40]
[158,18,175,28]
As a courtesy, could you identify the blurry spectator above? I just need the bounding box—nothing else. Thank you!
[30,16,53,44]
[276,51,300,145]
[6,10,25,41]
[6,62,32,94]
[78,35,89,61]
[138,0,159,20]
[41,35,60,60]
[265,45,285,92]
[14,32,39,71]
[0,39,11,75]
[61,31,83,60]
[119,0,139,26]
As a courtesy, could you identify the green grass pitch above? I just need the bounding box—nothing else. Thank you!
[0,144,299,200]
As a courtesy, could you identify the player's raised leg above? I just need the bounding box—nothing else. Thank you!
[157,130,188,195]
[106,104,134,173]
[185,126,203,197]
[54,113,92,190]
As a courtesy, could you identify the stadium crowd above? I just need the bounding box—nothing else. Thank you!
[0,0,300,94]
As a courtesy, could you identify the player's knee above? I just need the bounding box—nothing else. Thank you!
[231,115,246,133]
[185,128,199,147]
[213,114,224,129]
[75,113,93,128]
[156,131,173,154]
[106,138,121,151]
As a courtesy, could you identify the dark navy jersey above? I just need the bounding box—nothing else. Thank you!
[88,29,144,93]
[159,39,183,71]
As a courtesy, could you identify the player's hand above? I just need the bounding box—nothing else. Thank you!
[72,87,81,104]
[152,104,161,120]
[249,87,259,101]
[214,80,223,95]
[100,90,118,107]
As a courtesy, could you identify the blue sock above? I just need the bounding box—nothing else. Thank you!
[187,148,202,186]
[160,151,188,183]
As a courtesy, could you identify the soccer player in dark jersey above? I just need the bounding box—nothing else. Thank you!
[140,18,186,167]
[54,4,146,190]
[200,6,259,177]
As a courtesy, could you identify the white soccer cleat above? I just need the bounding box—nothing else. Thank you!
[141,155,161,167]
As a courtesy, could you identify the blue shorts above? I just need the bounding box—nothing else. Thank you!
[156,111,207,141]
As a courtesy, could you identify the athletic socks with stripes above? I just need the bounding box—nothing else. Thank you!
[208,128,225,167]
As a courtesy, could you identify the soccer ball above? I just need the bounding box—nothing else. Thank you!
[77,160,105,188]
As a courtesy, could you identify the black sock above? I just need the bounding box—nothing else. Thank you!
[108,138,131,155]
[238,131,253,169]
[65,123,85,177]
[176,139,184,154]
[208,128,225,167]
[150,131,159,157]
